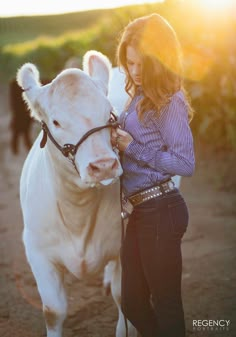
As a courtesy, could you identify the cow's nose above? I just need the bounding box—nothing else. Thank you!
[88,158,119,179]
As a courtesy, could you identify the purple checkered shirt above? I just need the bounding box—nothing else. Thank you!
[119,89,195,197]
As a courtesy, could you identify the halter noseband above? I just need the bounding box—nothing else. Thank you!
[40,111,119,174]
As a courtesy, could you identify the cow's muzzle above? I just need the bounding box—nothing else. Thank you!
[87,158,120,182]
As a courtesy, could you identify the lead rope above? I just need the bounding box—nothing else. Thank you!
[119,177,129,337]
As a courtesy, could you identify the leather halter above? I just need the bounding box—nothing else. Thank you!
[40,111,119,174]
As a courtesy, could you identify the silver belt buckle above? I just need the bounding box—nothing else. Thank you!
[162,180,174,193]
[162,182,169,193]
[133,194,143,205]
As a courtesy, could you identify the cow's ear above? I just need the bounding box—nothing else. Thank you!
[16,63,45,121]
[83,50,112,96]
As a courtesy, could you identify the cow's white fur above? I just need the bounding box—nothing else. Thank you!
[17,51,136,337]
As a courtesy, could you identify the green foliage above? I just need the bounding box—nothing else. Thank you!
[0,10,106,47]
[187,49,236,152]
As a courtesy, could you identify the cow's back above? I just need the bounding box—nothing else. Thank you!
[109,67,129,115]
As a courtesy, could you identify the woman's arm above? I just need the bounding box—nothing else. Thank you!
[124,95,195,177]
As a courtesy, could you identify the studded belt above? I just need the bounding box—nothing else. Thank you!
[128,180,176,207]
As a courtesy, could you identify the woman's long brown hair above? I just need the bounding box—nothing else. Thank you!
[117,13,193,121]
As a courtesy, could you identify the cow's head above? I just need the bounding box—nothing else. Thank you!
[16,51,123,188]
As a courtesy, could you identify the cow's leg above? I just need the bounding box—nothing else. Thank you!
[27,253,67,337]
[105,260,137,337]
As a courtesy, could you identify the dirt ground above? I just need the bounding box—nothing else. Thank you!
[0,81,235,337]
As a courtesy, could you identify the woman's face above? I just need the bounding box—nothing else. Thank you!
[126,45,142,86]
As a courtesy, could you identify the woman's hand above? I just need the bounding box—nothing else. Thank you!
[111,127,133,152]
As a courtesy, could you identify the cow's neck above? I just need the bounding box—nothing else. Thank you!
[57,179,103,206]
[45,148,121,257]
[46,147,120,227]
[46,148,87,201]
[55,177,120,241]
[53,166,100,205]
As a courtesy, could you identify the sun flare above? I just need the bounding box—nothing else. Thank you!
[199,0,233,12]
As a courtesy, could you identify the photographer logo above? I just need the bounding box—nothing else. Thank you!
[192,320,230,332]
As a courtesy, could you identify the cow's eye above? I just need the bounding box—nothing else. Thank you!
[53,120,60,127]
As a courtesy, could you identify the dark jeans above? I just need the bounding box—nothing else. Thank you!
[121,189,189,337]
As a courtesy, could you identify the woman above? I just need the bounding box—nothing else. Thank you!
[111,13,195,337]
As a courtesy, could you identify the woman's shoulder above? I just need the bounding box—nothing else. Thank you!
[171,90,187,105]
[157,90,188,124]
[167,90,188,115]
[148,90,188,126]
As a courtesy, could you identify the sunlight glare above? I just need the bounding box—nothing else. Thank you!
[199,0,233,12]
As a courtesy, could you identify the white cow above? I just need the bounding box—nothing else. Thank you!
[17,51,137,337]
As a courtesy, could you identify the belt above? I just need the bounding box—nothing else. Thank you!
[128,180,176,207]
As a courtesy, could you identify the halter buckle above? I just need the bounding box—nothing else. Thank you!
[62,144,76,158]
